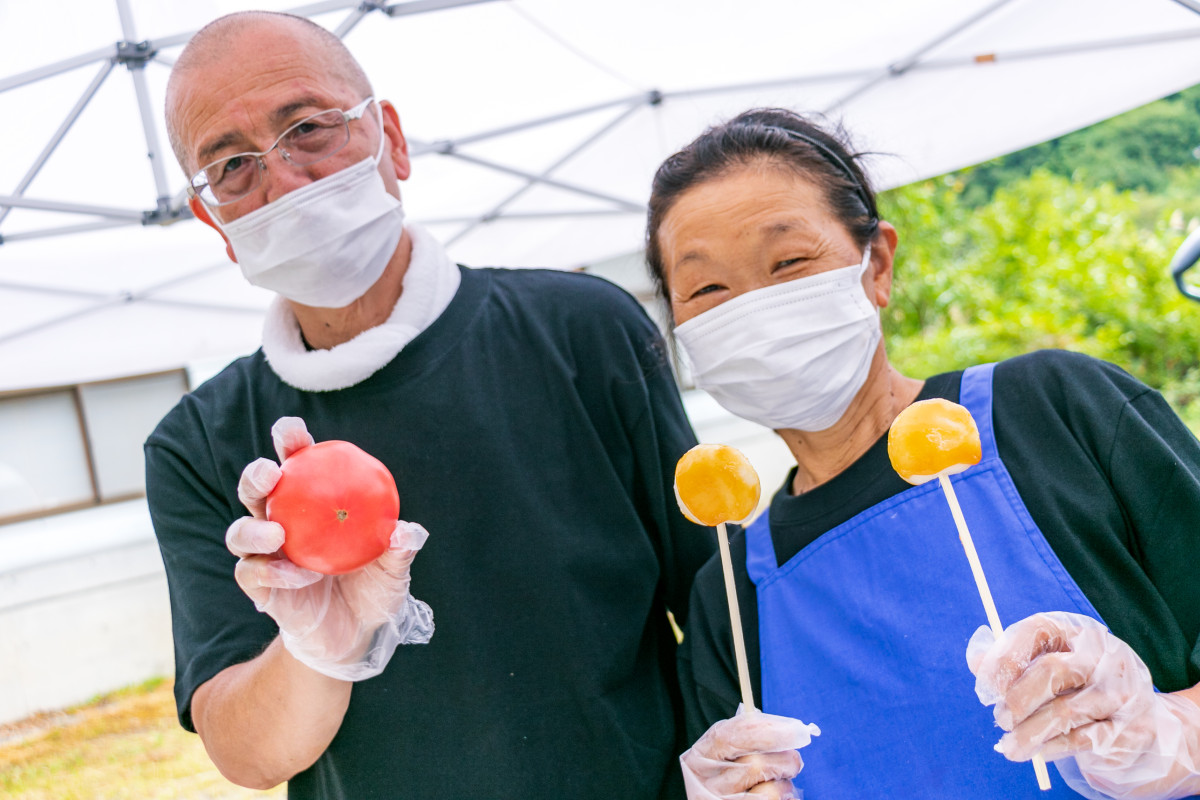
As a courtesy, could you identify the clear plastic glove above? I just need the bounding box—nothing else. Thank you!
[968,611,1200,800]
[680,705,821,799]
[226,416,434,681]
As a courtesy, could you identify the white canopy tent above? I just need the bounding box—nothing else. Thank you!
[4,0,1200,724]
[3,0,1200,391]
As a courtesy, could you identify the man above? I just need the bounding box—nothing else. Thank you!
[145,11,714,799]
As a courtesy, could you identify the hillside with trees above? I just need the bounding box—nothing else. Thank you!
[878,83,1200,424]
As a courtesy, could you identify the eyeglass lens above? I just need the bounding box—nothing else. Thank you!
[194,108,351,205]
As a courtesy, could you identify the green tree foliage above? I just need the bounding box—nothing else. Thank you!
[879,164,1200,424]
[874,80,1200,426]
[957,84,1200,205]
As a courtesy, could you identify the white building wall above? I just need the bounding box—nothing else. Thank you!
[0,501,172,724]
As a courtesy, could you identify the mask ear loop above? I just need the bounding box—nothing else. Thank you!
[858,240,875,301]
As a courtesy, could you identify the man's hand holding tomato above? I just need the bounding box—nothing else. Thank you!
[225,416,434,681]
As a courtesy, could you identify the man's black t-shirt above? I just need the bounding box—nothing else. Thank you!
[680,350,1200,741]
[146,266,716,799]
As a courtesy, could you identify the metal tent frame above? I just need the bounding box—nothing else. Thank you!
[0,0,502,245]
[2,0,1200,353]
[6,0,1200,246]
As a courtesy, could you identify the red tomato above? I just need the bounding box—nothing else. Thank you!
[266,440,400,575]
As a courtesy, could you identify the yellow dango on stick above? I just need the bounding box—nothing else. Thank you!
[675,444,761,527]
[675,444,761,710]
[888,398,1051,792]
[887,399,982,486]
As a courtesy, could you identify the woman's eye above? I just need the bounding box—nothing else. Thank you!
[775,257,804,270]
[689,284,722,300]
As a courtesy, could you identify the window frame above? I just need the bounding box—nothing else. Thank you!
[0,367,189,525]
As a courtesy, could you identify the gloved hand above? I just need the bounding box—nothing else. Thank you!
[680,705,820,799]
[968,611,1200,800]
[226,416,434,681]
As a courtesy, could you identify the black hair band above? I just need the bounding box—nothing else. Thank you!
[761,124,876,220]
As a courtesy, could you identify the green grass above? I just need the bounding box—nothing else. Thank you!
[0,678,285,800]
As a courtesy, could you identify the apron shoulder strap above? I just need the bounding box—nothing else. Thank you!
[961,363,998,463]
[745,512,777,584]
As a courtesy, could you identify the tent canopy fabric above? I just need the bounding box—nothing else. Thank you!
[2,0,1200,390]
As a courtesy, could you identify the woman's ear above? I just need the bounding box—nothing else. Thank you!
[868,221,899,308]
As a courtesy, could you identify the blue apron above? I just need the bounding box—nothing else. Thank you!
[745,363,1105,797]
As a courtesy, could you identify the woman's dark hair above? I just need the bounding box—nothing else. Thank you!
[645,108,879,303]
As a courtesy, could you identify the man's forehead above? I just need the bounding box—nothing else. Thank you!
[168,15,366,168]
[190,90,347,165]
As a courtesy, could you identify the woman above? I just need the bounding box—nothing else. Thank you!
[646,108,1200,799]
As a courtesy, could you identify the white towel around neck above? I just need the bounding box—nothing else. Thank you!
[261,223,462,392]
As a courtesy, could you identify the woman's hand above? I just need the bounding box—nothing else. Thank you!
[680,707,820,799]
[968,611,1200,799]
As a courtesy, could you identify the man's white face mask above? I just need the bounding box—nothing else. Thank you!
[210,101,405,308]
[673,243,881,433]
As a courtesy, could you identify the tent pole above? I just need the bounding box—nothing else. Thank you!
[0,46,116,94]
[284,1,369,16]
[129,67,172,201]
[333,7,373,37]
[661,27,1200,107]
[917,27,1200,70]
[111,0,173,206]
[114,0,139,40]
[0,61,115,227]
[0,220,140,245]
[413,93,647,153]
[446,99,645,246]
[438,151,643,211]
[824,0,1019,112]
[384,0,504,17]
[0,294,259,349]
[0,261,264,349]
[281,0,500,20]
[0,195,144,221]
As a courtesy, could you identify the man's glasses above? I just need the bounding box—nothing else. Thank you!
[189,97,374,207]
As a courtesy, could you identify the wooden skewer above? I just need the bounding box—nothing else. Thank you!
[938,473,1051,791]
[716,521,756,710]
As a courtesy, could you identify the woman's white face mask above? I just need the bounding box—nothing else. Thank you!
[210,102,405,308]
[673,243,880,432]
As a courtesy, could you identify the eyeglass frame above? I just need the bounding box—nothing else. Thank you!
[187,96,376,208]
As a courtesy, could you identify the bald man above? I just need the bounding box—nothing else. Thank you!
[145,11,714,800]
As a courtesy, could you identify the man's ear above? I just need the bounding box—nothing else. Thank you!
[189,195,237,263]
[379,100,411,181]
